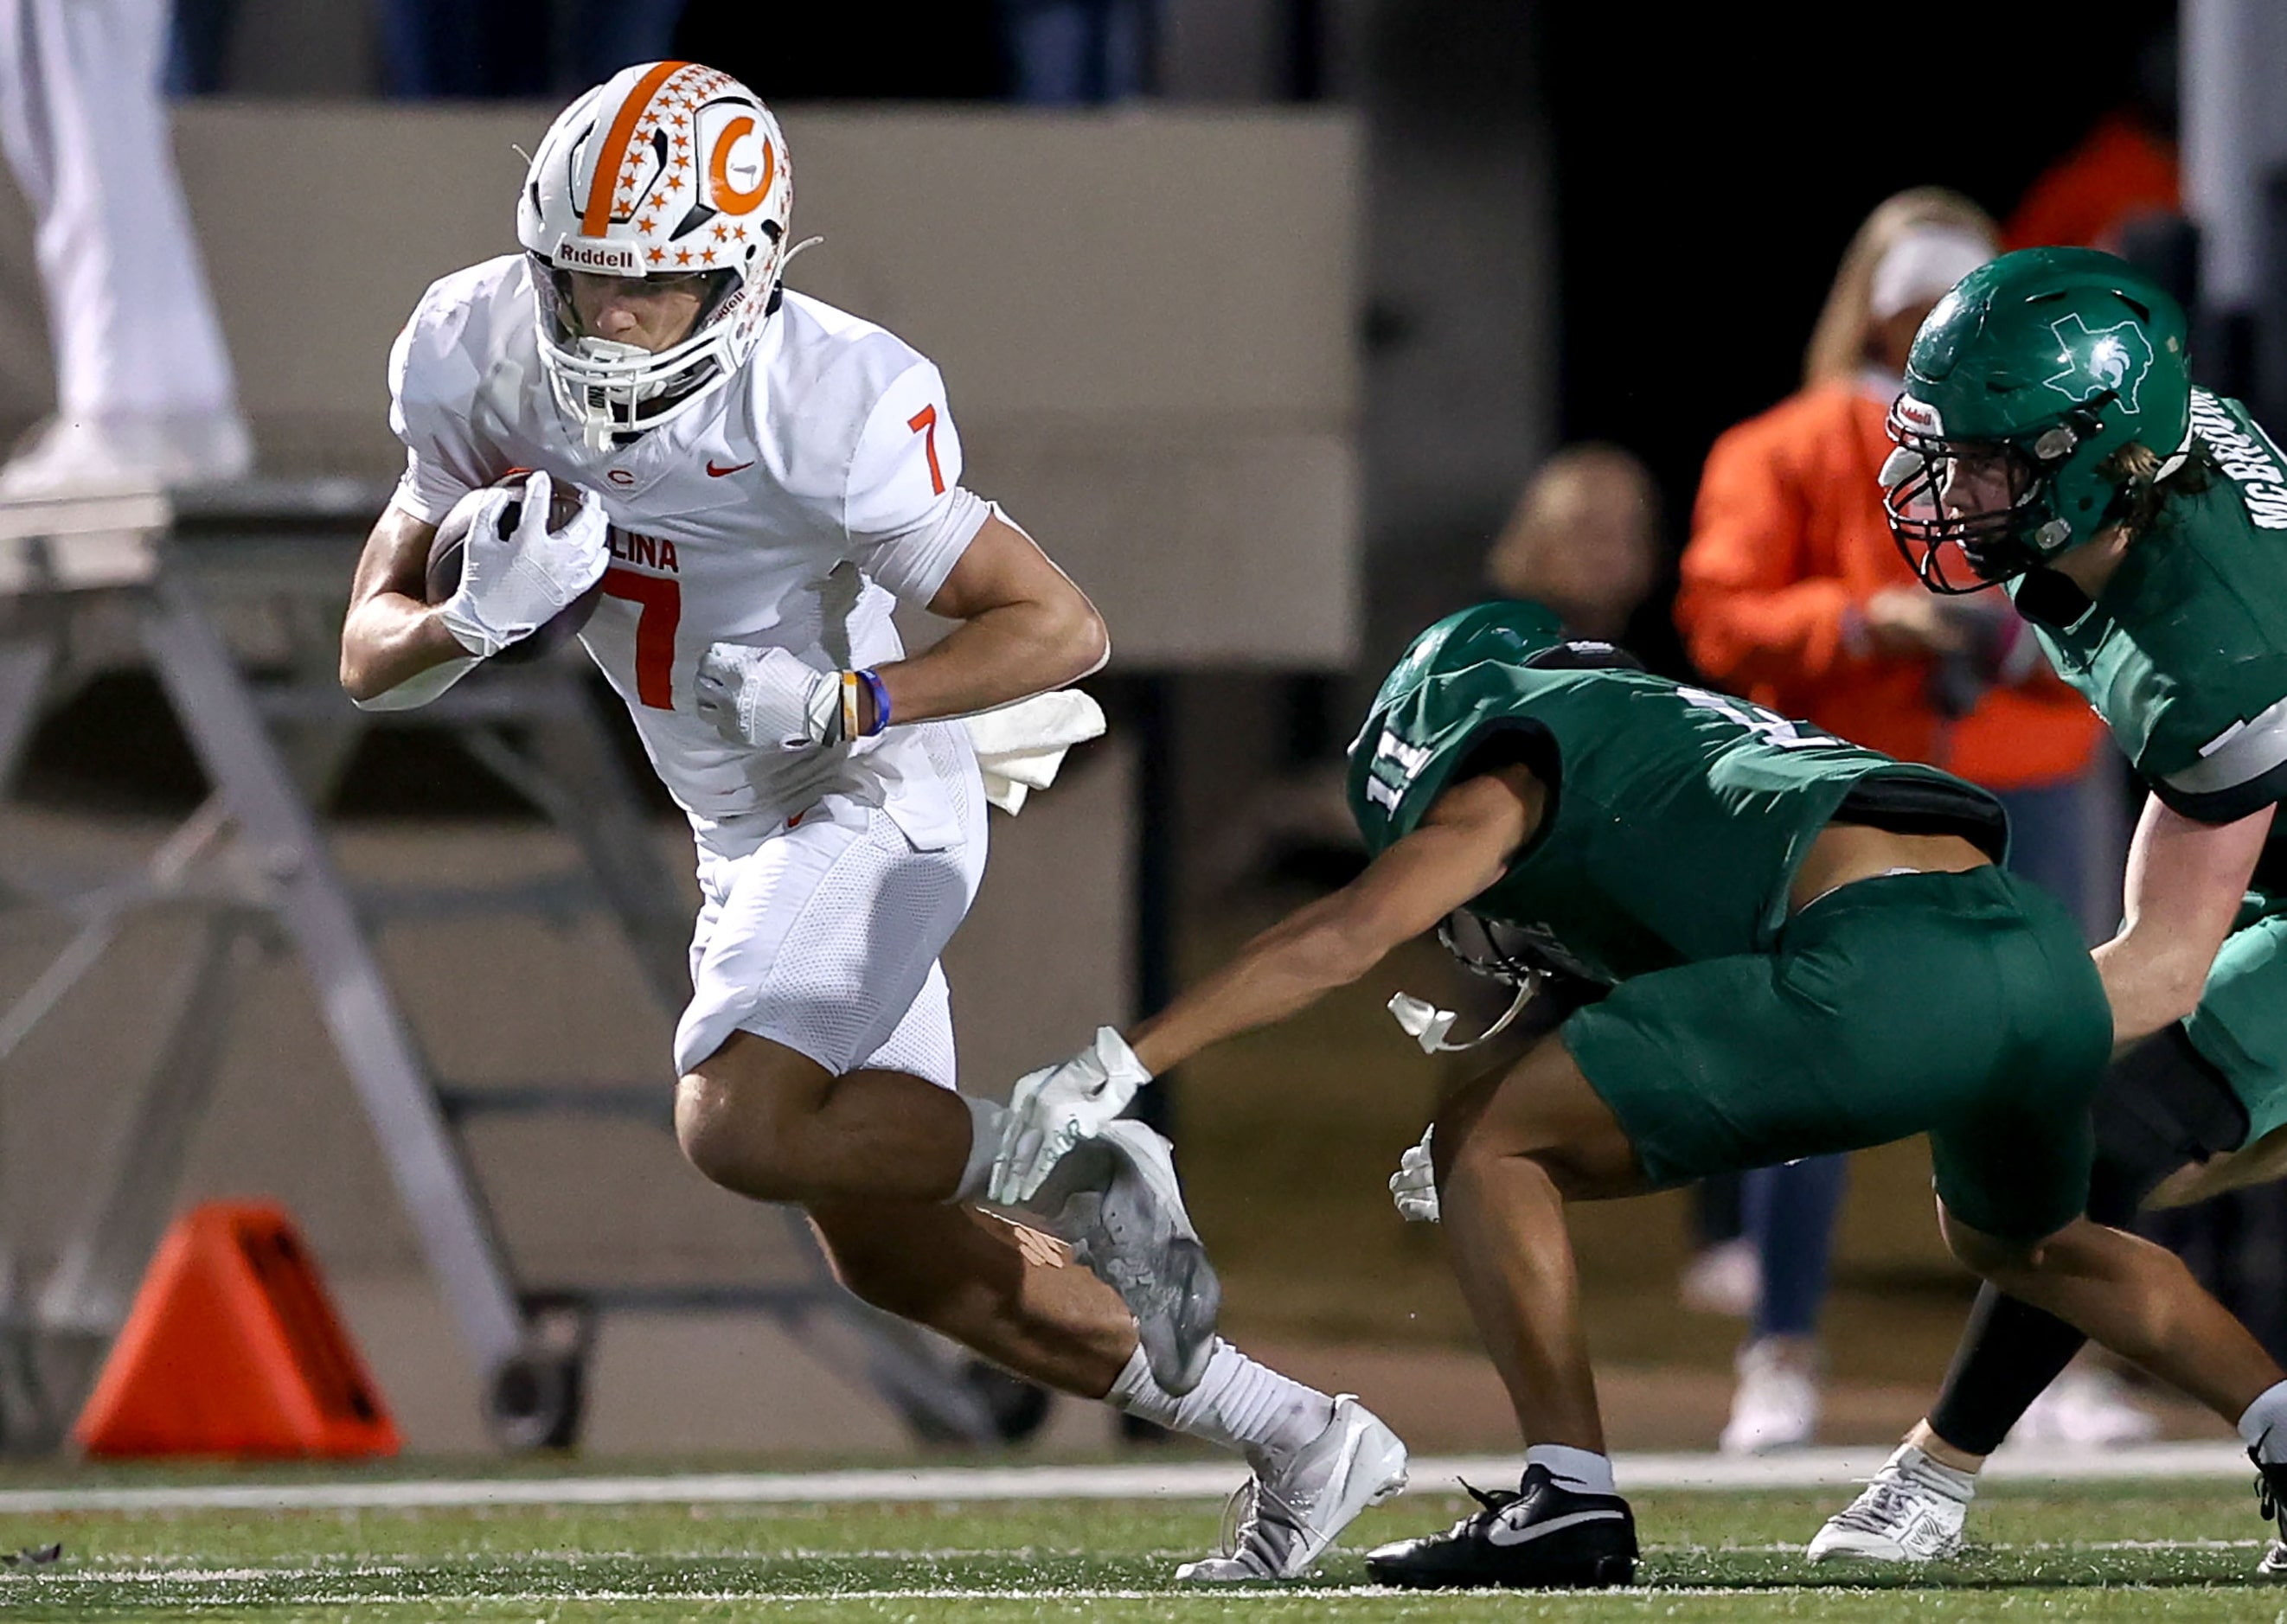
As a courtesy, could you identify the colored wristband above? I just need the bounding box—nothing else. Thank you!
[856,668,892,736]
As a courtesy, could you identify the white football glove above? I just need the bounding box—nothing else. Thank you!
[1390,1126,1439,1224]
[435,472,610,658]
[694,644,845,751]
[990,1026,1153,1205]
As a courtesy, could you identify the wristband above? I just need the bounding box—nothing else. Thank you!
[856,668,892,736]
[838,672,862,743]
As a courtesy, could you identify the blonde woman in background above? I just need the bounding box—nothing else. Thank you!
[1675,188,2134,1456]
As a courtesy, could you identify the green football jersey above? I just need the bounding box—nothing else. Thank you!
[2012,387,2287,826]
[1346,603,2006,986]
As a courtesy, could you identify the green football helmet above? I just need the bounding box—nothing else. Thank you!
[1882,246,2191,592]
[1359,599,1636,738]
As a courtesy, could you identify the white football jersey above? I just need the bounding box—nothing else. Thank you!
[387,255,991,836]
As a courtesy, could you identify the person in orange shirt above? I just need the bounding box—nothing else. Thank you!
[2004,27,2177,253]
[2004,108,2177,254]
[1675,187,2129,1457]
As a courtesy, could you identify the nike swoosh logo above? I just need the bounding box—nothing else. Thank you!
[707,459,754,477]
[1484,1506,1627,1547]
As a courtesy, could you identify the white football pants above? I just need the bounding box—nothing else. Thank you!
[0,0,238,420]
[676,721,990,1087]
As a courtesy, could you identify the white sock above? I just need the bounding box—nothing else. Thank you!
[1106,1340,1335,1473]
[953,1096,1007,1204]
[1524,1443,1615,1495]
[2237,1379,2287,1461]
[1897,1442,1977,1499]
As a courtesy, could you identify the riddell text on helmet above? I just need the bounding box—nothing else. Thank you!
[553,237,642,275]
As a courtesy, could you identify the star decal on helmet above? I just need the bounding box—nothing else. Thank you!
[2044,314,2156,414]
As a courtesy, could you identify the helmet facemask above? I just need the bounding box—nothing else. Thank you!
[530,257,754,450]
[1882,395,2111,592]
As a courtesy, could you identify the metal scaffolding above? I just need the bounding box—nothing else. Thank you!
[0,482,1009,1451]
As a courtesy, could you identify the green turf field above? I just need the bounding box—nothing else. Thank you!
[0,1477,2280,1621]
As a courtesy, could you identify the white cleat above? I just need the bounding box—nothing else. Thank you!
[2006,1365,2159,1450]
[1806,1442,1976,1563]
[1176,1394,1409,1582]
[1719,1338,1819,1455]
[1025,1118,1221,1396]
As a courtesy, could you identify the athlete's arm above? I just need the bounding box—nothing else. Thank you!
[1128,766,1541,1073]
[338,504,467,702]
[2094,795,2274,1048]
[989,765,1541,1204]
[866,512,1107,728]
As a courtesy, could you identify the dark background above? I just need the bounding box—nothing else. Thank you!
[1546,0,2176,547]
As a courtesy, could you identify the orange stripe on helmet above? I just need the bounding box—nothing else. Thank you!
[708,116,773,215]
[579,60,690,239]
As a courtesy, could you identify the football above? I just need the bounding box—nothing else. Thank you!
[424,470,608,664]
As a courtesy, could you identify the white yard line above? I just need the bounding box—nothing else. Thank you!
[0,1601,1765,1610]
[0,1441,2251,1516]
[7,1581,2266,1606]
[37,1538,2268,1581]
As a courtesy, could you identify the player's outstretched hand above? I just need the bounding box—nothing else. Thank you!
[990,1026,1152,1205]
[694,644,843,751]
[1390,1126,1439,1223]
[437,472,610,657]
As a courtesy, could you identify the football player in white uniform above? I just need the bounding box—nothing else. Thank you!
[336,61,1405,1579]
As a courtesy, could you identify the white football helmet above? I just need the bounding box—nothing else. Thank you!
[516,61,796,450]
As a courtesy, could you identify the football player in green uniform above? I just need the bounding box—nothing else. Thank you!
[986,595,2287,1589]
[1808,248,2287,1569]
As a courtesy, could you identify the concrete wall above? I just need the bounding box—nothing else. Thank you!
[0,105,1362,667]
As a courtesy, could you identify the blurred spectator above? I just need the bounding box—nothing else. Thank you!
[1484,443,1659,641]
[2004,24,2177,252]
[999,0,1148,102]
[164,0,233,95]
[1675,187,2123,1455]
[0,0,250,497]
[1199,442,1664,896]
[381,0,689,99]
[170,0,690,97]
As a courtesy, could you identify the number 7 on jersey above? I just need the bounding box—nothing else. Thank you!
[907,404,946,496]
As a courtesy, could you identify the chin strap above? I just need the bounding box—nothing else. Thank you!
[1387,978,1538,1055]
[764,237,824,317]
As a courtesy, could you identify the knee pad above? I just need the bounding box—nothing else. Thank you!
[2088,1026,2248,1221]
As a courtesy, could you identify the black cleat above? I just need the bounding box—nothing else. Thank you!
[1364,1465,1637,1589]
[2254,1449,2287,1577]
